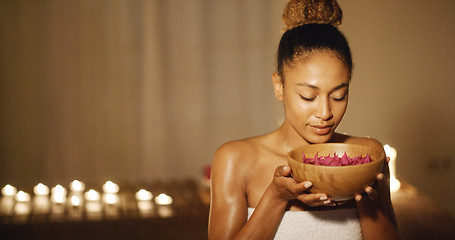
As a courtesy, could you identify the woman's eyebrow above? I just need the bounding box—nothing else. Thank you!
[295,83,318,89]
[295,82,349,90]
[333,83,349,91]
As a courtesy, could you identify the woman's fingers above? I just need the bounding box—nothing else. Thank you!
[273,165,335,207]
[377,173,386,188]
[365,186,379,200]
[275,165,291,177]
[355,190,377,202]
[357,176,382,201]
[297,193,334,207]
[355,194,363,202]
[292,181,333,207]
[286,180,312,194]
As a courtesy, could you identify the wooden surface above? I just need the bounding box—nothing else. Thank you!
[1,179,454,240]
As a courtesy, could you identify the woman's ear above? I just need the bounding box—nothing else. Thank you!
[272,72,284,101]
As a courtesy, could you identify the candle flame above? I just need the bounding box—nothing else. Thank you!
[103,193,119,204]
[70,180,85,192]
[15,191,31,202]
[71,195,81,206]
[84,189,100,201]
[136,189,153,201]
[51,185,67,196]
[155,193,173,205]
[34,183,50,195]
[2,184,17,196]
[103,181,119,193]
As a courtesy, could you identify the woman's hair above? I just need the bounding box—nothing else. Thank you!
[277,0,352,80]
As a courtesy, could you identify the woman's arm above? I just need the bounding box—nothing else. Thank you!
[356,140,400,240]
[208,143,285,240]
[356,176,400,239]
[208,143,331,240]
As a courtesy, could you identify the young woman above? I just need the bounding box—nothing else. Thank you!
[209,0,400,239]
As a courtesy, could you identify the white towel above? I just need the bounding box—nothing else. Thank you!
[247,207,362,240]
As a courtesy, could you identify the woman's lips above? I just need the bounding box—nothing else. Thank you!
[308,124,333,135]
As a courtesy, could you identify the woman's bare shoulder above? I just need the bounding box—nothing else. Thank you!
[213,134,276,177]
[211,136,266,197]
[213,136,264,164]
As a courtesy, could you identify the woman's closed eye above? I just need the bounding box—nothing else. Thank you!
[299,94,347,102]
[299,94,316,101]
[330,92,348,101]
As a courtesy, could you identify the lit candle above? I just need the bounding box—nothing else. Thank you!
[102,181,119,193]
[68,195,83,220]
[155,193,173,205]
[51,185,67,196]
[136,189,154,216]
[15,202,31,216]
[15,191,31,202]
[84,189,101,201]
[103,193,119,205]
[70,195,81,207]
[51,193,66,204]
[51,185,67,204]
[155,192,173,218]
[135,189,153,201]
[69,180,85,193]
[2,184,17,196]
[383,144,401,192]
[33,183,50,196]
[384,145,397,176]
[14,191,32,218]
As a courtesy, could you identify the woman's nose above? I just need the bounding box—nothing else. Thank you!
[315,98,333,120]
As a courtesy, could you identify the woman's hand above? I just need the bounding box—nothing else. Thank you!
[269,165,335,207]
[355,156,400,240]
[355,156,390,202]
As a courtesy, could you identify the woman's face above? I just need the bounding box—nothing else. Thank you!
[273,52,350,144]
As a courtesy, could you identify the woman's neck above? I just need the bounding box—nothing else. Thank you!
[272,122,311,154]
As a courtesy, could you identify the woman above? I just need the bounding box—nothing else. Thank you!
[209,0,400,239]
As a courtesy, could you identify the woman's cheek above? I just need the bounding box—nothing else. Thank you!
[333,102,348,121]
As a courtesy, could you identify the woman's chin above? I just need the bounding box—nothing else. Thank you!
[307,133,333,144]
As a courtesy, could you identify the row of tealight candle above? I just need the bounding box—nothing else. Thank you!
[1,180,173,213]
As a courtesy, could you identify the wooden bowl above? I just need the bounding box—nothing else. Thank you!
[287,143,385,201]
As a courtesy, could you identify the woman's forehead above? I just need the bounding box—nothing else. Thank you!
[284,52,350,85]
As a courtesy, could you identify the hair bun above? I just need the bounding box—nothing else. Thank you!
[282,0,342,31]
